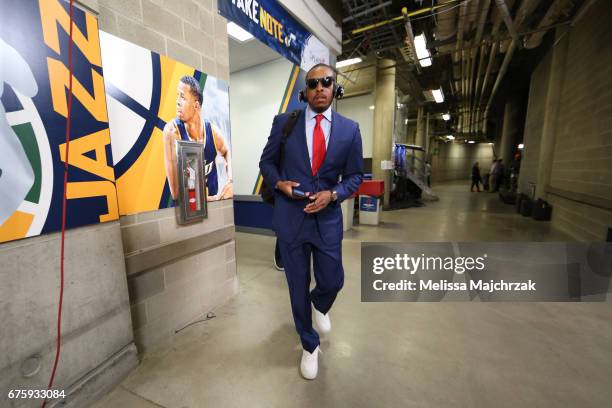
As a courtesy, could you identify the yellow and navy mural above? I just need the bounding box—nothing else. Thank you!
[252,64,306,195]
[0,0,232,244]
[0,0,117,243]
[100,32,232,216]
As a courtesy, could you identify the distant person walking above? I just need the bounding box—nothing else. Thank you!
[471,162,481,192]
[425,161,432,187]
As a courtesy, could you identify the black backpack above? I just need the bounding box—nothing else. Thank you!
[260,109,302,205]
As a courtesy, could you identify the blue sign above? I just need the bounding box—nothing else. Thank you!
[360,196,378,212]
[218,0,328,71]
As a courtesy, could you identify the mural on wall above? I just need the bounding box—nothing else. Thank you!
[0,0,233,244]
[0,0,117,244]
[100,32,233,216]
[252,64,307,195]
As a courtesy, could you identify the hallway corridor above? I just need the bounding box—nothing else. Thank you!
[94,182,610,408]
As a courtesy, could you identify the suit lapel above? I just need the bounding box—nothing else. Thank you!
[320,111,340,173]
[293,110,311,174]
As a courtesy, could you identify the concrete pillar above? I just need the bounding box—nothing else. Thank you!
[500,96,521,166]
[414,107,429,175]
[372,58,396,207]
[535,30,569,199]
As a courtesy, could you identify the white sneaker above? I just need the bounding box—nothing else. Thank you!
[313,306,331,334]
[300,347,320,380]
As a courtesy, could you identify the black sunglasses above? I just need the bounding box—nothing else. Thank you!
[306,76,334,89]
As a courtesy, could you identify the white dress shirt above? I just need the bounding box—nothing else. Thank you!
[305,104,332,165]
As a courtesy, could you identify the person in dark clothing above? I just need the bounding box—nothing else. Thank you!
[495,159,505,192]
[471,162,482,192]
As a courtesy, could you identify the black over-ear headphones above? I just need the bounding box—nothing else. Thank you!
[298,80,345,102]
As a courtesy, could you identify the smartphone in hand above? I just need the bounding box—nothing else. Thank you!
[292,188,308,199]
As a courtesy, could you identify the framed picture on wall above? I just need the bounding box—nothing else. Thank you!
[176,141,207,224]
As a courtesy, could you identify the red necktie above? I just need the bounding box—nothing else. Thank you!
[312,114,326,175]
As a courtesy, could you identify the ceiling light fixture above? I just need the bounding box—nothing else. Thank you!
[518,143,524,149]
[336,57,362,68]
[442,113,450,121]
[369,105,375,110]
[414,34,432,67]
[227,22,253,42]
[446,135,455,140]
[468,140,475,144]
[432,88,444,103]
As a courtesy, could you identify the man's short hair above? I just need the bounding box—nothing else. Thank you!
[306,63,337,80]
[179,75,203,106]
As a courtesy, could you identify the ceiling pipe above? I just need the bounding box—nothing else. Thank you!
[471,0,536,136]
[524,0,576,49]
[343,1,393,23]
[494,0,520,45]
[469,0,491,135]
[455,1,468,133]
[401,8,421,73]
[483,39,517,133]
[455,0,468,63]
[434,1,458,42]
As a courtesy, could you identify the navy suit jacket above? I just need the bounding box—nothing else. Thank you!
[259,109,363,245]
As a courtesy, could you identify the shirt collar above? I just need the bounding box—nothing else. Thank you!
[306,104,332,123]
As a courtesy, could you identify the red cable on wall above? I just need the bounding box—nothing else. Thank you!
[42,0,73,406]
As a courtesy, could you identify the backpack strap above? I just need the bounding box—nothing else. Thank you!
[278,109,301,168]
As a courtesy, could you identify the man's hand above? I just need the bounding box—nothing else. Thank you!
[276,180,307,199]
[304,190,332,213]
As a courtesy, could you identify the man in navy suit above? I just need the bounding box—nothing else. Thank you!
[259,63,363,379]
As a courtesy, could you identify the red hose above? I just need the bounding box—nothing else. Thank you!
[42,0,73,406]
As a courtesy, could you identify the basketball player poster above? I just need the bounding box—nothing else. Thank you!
[100,31,233,217]
[0,0,117,244]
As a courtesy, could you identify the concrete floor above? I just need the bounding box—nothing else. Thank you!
[93,182,612,408]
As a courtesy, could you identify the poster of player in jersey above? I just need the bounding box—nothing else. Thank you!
[100,31,233,217]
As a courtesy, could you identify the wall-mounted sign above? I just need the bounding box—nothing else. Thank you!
[218,0,329,71]
[0,0,117,244]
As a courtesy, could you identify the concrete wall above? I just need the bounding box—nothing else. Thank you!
[229,57,292,195]
[336,93,374,158]
[0,1,235,406]
[520,1,612,241]
[519,51,552,194]
[0,223,137,408]
[98,0,237,348]
[432,142,495,183]
[121,201,237,351]
[97,0,229,82]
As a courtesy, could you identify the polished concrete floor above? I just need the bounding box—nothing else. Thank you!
[94,182,612,408]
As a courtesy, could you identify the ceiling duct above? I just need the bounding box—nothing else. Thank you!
[524,0,576,49]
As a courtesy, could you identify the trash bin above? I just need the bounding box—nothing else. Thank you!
[357,180,384,225]
[359,195,381,225]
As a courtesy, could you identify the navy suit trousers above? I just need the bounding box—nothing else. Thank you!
[278,213,344,353]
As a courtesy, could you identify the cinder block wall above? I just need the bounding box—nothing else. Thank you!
[96,0,237,351]
[97,0,229,81]
[0,222,137,408]
[520,1,612,241]
[432,143,494,183]
[519,51,551,195]
[122,202,237,351]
